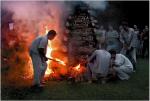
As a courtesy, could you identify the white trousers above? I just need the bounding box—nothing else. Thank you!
[131,48,136,63]
[114,66,133,80]
[30,52,47,85]
[121,48,136,63]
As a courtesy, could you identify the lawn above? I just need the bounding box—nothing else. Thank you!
[1,58,149,100]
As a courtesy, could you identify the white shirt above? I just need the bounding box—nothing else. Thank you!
[30,35,48,55]
[89,49,111,75]
[115,54,133,70]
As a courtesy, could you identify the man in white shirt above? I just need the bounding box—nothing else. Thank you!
[87,46,111,83]
[29,30,56,88]
[120,22,137,71]
[109,49,133,80]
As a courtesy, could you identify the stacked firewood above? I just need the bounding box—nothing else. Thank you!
[66,5,98,66]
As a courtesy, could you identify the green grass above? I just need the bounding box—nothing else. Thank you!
[1,58,149,100]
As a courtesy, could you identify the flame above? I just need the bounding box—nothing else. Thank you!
[54,58,66,66]
[74,64,81,71]
[44,26,66,77]
[45,26,54,76]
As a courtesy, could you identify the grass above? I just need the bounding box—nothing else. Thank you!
[1,58,149,100]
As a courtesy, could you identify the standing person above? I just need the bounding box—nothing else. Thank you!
[29,30,56,88]
[87,45,111,84]
[95,25,106,49]
[119,25,124,33]
[141,26,149,58]
[133,25,142,57]
[131,25,139,63]
[109,49,133,80]
[106,25,120,53]
[120,22,137,71]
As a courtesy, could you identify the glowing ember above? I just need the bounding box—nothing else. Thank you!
[54,58,66,66]
[74,64,81,71]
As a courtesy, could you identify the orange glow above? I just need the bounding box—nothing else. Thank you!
[74,64,80,71]
[2,4,69,81]
[45,26,54,77]
[54,58,66,66]
[44,26,66,77]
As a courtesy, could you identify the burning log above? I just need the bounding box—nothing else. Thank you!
[47,57,66,66]
[68,63,87,83]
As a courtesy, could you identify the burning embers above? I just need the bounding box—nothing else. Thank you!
[68,63,87,83]
[44,31,87,81]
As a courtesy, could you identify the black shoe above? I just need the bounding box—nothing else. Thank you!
[31,84,44,89]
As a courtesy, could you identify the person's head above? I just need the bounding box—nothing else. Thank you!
[109,49,117,60]
[119,25,123,30]
[145,25,148,30]
[133,25,137,29]
[108,25,113,31]
[122,21,129,31]
[47,30,56,40]
[100,25,104,30]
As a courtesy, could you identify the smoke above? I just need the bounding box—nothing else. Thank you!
[2,1,70,35]
[2,1,108,35]
[83,1,108,10]
[1,1,72,82]
[1,1,108,84]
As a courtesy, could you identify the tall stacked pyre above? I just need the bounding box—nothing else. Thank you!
[66,5,98,67]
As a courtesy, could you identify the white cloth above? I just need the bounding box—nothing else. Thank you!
[88,49,111,77]
[131,48,136,63]
[30,35,48,55]
[120,28,133,45]
[114,54,133,80]
[120,28,137,63]
[29,35,48,85]
[30,53,47,85]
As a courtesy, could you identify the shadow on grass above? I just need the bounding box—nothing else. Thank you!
[1,85,46,100]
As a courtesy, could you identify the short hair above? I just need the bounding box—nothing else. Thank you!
[109,49,117,55]
[47,30,56,36]
[122,21,128,26]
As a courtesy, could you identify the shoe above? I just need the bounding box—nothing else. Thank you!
[31,84,44,89]
[38,84,45,88]
[133,70,136,73]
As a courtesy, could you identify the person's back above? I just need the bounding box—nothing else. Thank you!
[94,49,111,76]
[115,54,133,70]
[109,49,133,80]
[30,35,47,55]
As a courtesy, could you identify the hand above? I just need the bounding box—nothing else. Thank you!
[44,57,48,61]
[123,44,128,49]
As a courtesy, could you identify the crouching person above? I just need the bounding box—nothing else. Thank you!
[29,30,56,88]
[109,49,133,80]
[87,47,111,84]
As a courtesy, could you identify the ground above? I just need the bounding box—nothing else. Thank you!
[1,58,149,100]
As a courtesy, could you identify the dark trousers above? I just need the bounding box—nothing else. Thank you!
[142,41,149,58]
[126,48,136,70]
